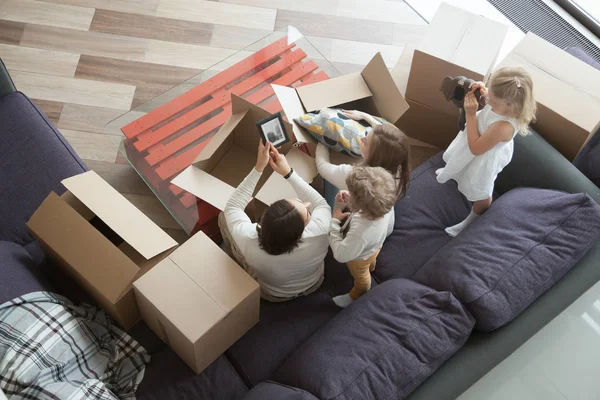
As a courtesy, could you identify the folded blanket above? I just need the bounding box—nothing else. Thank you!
[0,292,150,400]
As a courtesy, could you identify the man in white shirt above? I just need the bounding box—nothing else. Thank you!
[220,141,331,302]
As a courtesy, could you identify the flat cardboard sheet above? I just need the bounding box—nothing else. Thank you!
[172,165,235,211]
[296,72,372,112]
[63,171,177,259]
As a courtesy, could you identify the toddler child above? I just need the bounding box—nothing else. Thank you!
[436,66,536,236]
[329,166,396,308]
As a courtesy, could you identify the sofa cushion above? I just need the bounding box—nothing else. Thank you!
[0,91,87,246]
[227,252,356,386]
[274,279,474,400]
[413,188,600,332]
[136,349,249,400]
[375,152,471,282]
[0,241,52,304]
[242,382,319,400]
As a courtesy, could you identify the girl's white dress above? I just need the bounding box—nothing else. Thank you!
[436,105,518,201]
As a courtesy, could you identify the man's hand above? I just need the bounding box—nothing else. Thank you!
[464,91,479,116]
[268,143,292,176]
[255,140,270,172]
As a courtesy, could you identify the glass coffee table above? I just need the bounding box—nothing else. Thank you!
[104,30,341,237]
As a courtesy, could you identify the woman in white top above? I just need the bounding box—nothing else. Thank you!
[436,66,537,237]
[221,141,331,302]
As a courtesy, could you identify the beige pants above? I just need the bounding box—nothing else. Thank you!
[218,212,323,303]
[347,249,380,300]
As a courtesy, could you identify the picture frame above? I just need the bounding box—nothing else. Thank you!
[255,112,290,147]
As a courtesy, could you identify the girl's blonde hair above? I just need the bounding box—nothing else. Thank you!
[487,66,537,135]
[361,124,410,199]
[346,166,397,221]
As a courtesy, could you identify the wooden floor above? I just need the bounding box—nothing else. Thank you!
[0,0,437,240]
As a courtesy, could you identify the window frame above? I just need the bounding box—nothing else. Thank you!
[554,0,600,39]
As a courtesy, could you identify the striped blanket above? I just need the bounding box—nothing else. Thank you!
[0,292,149,400]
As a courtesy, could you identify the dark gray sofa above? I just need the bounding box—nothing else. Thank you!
[2,56,600,400]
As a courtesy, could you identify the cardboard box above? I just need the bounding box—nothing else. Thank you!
[396,99,459,149]
[27,171,178,329]
[274,52,410,147]
[404,3,508,117]
[171,94,318,218]
[133,231,260,374]
[496,32,600,160]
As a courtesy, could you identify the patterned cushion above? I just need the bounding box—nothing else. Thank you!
[295,108,385,157]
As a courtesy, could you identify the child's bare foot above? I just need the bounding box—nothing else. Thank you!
[435,168,443,177]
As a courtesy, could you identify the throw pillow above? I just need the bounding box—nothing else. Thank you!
[295,108,385,157]
[413,188,600,332]
[274,279,475,400]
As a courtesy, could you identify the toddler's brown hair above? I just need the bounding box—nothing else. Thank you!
[346,166,397,221]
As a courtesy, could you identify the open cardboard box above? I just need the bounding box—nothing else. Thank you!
[273,52,410,155]
[172,94,318,221]
[133,231,260,374]
[496,32,600,160]
[395,3,508,148]
[27,171,178,329]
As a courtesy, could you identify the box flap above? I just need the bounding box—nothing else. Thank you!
[170,232,259,311]
[255,147,318,205]
[62,171,178,260]
[171,165,235,212]
[192,110,247,164]
[271,84,315,145]
[361,52,409,123]
[296,72,372,112]
[511,32,600,103]
[27,192,139,302]
[418,3,507,76]
[134,256,227,342]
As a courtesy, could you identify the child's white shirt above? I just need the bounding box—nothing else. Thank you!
[436,105,519,201]
[328,208,394,263]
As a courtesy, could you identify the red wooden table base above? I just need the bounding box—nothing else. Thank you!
[121,36,329,237]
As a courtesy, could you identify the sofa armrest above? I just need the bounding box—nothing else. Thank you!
[496,130,600,203]
[0,58,16,99]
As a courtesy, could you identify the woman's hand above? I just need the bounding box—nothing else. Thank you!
[341,109,367,121]
[255,140,270,172]
[336,190,350,203]
[464,91,479,116]
[469,81,488,97]
[268,143,292,176]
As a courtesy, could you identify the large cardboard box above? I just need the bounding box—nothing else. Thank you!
[171,94,318,218]
[406,3,509,116]
[133,231,260,374]
[274,52,410,148]
[27,171,178,329]
[395,3,508,148]
[496,32,600,160]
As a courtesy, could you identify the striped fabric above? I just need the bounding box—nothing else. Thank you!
[0,292,149,400]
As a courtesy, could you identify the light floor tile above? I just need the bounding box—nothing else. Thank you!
[11,71,135,110]
[337,0,426,25]
[221,0,338,16]
[0,0,95,31]
[39,0,159,16]
[0,44,80,77]
[144,40,240,70]
[330,39,404,67]
[156,0,277,31]
[61,129,120,162]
